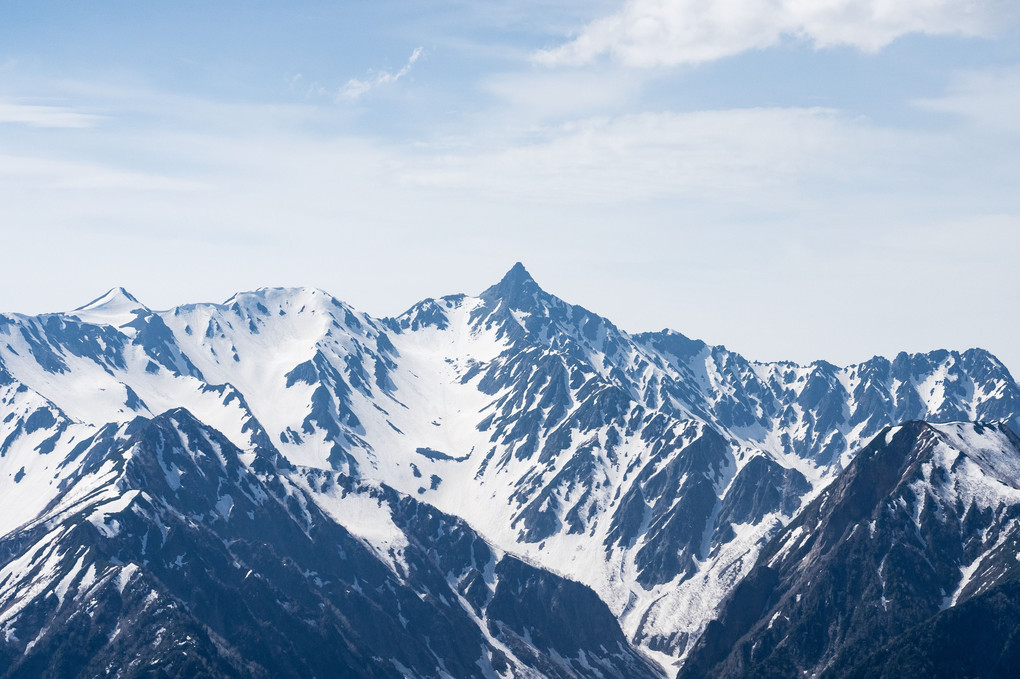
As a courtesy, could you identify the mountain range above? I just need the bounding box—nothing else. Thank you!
[1,263,1018,677]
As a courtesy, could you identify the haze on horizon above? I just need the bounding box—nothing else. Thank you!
[1,0,1018,373]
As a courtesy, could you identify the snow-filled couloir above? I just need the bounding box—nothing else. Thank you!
[1,264,1018,674]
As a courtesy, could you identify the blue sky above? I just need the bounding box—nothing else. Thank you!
[1,0,1018,371]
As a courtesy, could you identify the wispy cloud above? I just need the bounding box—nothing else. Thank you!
[916,66,1020,135]
[396,107,926,205]
[535,0,1017,67]
[1,70,1017,369]
[0,100,103,128]
[481,68,644,122]
[338,47,424,101]
[0,153,206,191]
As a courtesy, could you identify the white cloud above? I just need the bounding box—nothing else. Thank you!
[2,73,1015,223]
[916,66,1020,134]
[0,74,1017,372]
[338,47,424,101]
[0,153,206,191]
[397,107,915,205]
[0,100,103,128]
[481,68,645,122]
[535,0,1017,67]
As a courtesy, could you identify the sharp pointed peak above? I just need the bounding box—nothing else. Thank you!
[481,262,545,302]
[70,287,148,328]
[76,287,144,312]
[477,260,567,320]
[502,262,533,284]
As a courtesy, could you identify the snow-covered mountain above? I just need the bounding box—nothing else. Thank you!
[680,421,1020,678]
[1,264,1018,676]
[0,409,660,678]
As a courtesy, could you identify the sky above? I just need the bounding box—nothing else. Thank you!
[1,0,1018,372]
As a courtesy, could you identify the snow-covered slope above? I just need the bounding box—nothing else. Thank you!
[681,421,1020,679]
[1,264,1018,674]
[0,409,663,678]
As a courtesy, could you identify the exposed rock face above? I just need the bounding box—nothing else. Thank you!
[680,421,1020,679]
[1,267,1018,675]
[0,410,662,679]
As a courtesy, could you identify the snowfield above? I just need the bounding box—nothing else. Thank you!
[2,264,1019,674]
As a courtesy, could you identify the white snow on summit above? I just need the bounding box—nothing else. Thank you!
[71,287,148,327]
